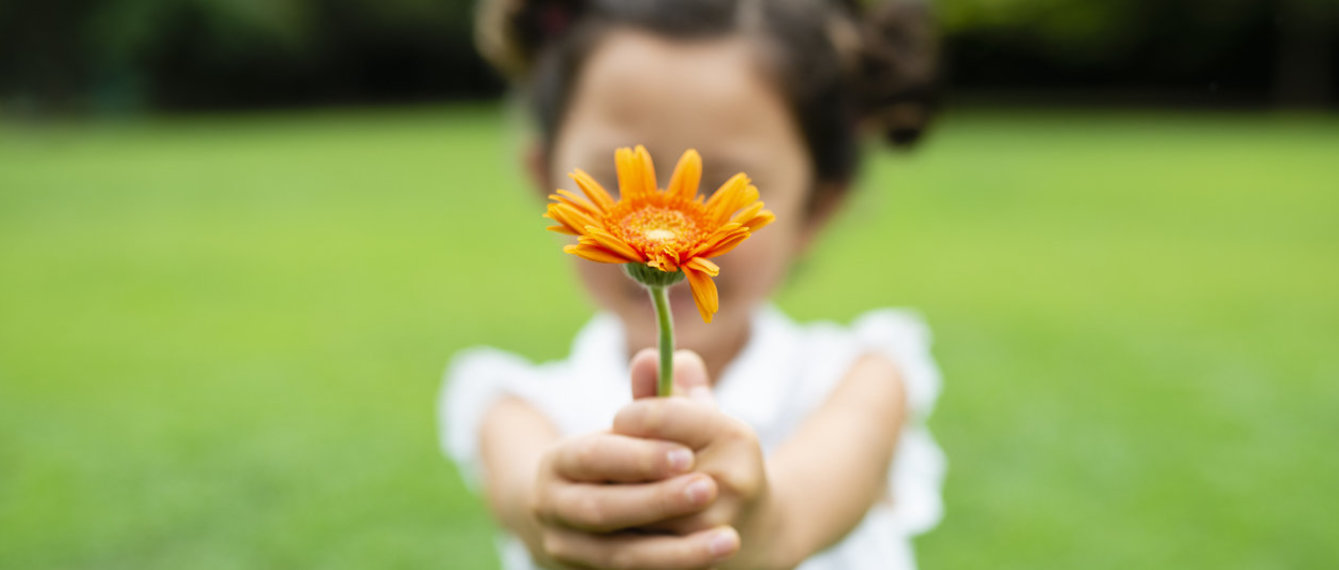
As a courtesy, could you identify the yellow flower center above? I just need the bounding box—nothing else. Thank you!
[619,206,702,252]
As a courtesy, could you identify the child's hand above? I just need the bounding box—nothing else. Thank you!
[613,350,778,569]
[527,423,740,568]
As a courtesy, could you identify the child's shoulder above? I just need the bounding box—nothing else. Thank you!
[750,306,941,419]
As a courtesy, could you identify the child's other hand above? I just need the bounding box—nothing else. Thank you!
[528,416,739,568]
[615,350,776,569]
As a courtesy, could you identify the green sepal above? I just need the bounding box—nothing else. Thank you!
[624,263,686,288]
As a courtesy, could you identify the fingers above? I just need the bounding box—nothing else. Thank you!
[630,348,659,400]
[613,396,748,450]
[541,525,740,570]
[552,433,694,483]
[539,472,718,533]
[630,348,716,404]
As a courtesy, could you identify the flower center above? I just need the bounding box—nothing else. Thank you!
[619,206,701,252]
[645,229,677,242]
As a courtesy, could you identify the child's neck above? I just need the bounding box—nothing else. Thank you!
[624,316,752,387]
[695,319,751,386]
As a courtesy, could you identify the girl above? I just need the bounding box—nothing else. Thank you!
[442,0,944,568]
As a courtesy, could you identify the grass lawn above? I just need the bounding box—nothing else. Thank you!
[1,105,1336,569]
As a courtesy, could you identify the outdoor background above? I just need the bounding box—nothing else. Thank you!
[2,0,1337,568]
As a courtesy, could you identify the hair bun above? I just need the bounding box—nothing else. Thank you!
[476,0,588,78]
[855,0,940,147]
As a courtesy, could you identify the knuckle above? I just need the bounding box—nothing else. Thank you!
[529,480,556,522]
[538,445,559,473]
[574,494,608,528]
[613,404,645,433]
[607,548,632,570]
[539,530,566,560]
[639,402,666,433]
[723,418,756,442]
[607,548,638,570]
[638,445,662,475]
[696,505,733,529]
[572,438,599,467]
[659,481,686,515]
[718,466,761,498]
[528,492,548,523]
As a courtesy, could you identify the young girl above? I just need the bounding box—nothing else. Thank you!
[442,0,944,568]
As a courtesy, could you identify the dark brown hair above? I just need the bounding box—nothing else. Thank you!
[476,0,939,192]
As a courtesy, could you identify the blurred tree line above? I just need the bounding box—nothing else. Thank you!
[0,0,1334,114]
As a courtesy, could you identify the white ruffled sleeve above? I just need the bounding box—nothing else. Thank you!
[852,309,948,537]
[439,347,548,490]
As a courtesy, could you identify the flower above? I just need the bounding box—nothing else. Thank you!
[544,145,774,323]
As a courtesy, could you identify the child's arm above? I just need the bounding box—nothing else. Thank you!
[613,352,907,569]
[478,395,741,569]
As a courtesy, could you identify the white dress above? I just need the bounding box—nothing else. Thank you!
[439,305,946,570]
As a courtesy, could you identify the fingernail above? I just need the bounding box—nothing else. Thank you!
[707,528,739,557]
[667,448,693,472]
[685,477,714,504]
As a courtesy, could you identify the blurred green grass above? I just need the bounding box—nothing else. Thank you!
[1,106,1336,569]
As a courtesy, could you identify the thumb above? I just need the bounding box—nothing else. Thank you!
[629,349,716,404]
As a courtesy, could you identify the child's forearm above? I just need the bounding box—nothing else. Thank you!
[749,354,908,568]
[478,396,560,556]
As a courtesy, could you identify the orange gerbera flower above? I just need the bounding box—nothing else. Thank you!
[544,145,775,323]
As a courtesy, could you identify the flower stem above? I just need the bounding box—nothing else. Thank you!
[649,285,674,397]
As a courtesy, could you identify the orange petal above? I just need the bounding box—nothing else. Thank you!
[648,252,679,272]
[713,184,760,225]
[682,266,719,323]
[551,189,601,216]
[743,209,775,231]
[697,231,750,258]
[581,227,647,263]
[616,147,649,200]
[728,201,765,225]
[688,223,747,258]
[686,257,720,277]
[564,244,634,264]
[667,149,701,202]
[546,203,599,235]
[546,224,578,235]
[570,169,616,211]
[635,145,657,196]
[704,174,754,222]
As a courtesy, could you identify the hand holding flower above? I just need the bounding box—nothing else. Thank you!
[617,349,782,570]
[526,428,739,568]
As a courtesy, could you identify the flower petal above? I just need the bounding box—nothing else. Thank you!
[546,203,600,235]
[743,209,775,232]
[688,223,747,258]
[704,174,756,224]
[635,145,657,196]
[686,257,720,277]
[704,173,749,211]
[616,146,654,200]
[728,201,765,225]
[716,184,761,225]
[551,189,602,216]
[697,231,750,258]
[667,149,702,202]
[564,244,632,264]
[581,227,647,263]
[648,251,679,272]
[683,266,719,323]
[570,169,617,211]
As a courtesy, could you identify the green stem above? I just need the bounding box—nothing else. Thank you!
[649,285,674,397]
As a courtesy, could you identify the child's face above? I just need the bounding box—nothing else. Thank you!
[545,29,819,356]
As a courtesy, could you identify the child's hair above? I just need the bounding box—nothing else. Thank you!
[476,0,939,197]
